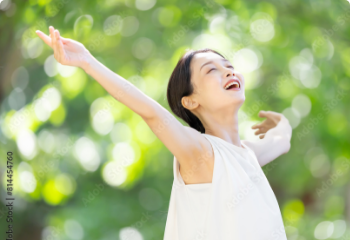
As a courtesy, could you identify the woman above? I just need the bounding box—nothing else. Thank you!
[36,26,292,240]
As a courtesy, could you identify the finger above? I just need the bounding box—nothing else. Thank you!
[50,27,57,47]
[260,110,281,119]
[60,36,70,44]
[35,30,52,47]
[53,30,61,61]
[56,30,66,61]
[49,27,57,57]
[254,128,266,135]
[259,134,265,139]
[258,110,268,118]
[251,123,262,129]
[55,30,63,62]
[49,26,54,39]
[49,26,56,50]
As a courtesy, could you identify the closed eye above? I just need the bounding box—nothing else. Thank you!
[208,68,216,73]
[207,65,234,74]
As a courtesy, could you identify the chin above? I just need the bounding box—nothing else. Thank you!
[233,95,245,107]
[232,91,245,102]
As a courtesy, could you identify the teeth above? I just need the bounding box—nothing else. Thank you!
[225,82,239,90]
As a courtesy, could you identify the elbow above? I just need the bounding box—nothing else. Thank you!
[285,141,291,154]
[140,109,157,122]
[279,117,292,154]
[282,137,291,154]
[140,102,160,121]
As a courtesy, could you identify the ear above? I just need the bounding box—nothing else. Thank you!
[181,96,199,111]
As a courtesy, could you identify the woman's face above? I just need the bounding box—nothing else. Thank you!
[185,52,245,115]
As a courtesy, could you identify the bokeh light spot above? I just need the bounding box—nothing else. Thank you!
[119,227,143,240]
[64,219,84,240]
[42,180,65,205]
[314,221,334,239]
[74,137,101,172]
[102,161,128,187]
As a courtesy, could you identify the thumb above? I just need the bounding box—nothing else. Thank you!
[60,36,70,44]
[258,110,267,118]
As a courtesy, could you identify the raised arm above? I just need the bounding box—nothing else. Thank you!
[36,26,211,175]
[242,111,292,167]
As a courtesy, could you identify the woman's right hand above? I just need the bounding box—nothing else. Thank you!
[36,26,92,69]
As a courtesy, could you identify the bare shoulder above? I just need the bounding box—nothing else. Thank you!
[183,126,209,147]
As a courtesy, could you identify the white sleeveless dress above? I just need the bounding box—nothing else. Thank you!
[163,133,288,240]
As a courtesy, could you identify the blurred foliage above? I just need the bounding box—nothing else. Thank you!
[0,0,350,239]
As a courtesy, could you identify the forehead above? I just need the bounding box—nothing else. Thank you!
[190,52,227,72]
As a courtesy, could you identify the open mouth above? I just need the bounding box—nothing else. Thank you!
[224,80,241,91]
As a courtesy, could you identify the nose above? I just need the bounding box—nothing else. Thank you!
[225,68,235,78]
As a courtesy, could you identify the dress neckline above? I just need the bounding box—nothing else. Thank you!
[202,133,250,152]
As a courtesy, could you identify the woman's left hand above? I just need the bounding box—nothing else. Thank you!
[251,111,283,139]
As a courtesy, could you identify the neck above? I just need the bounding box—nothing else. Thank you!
[200,107,242,148]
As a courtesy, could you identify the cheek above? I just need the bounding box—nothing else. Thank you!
[198,80,219,94]
[207,83,223,97]
[237,73,245,85]
[197,84,221,106]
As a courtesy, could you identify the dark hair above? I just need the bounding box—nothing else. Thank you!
[166,48,227,133]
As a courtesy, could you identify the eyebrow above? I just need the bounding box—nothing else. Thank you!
[200,58,230,72]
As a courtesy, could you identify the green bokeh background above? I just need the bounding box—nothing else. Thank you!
[0,0,350,239]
